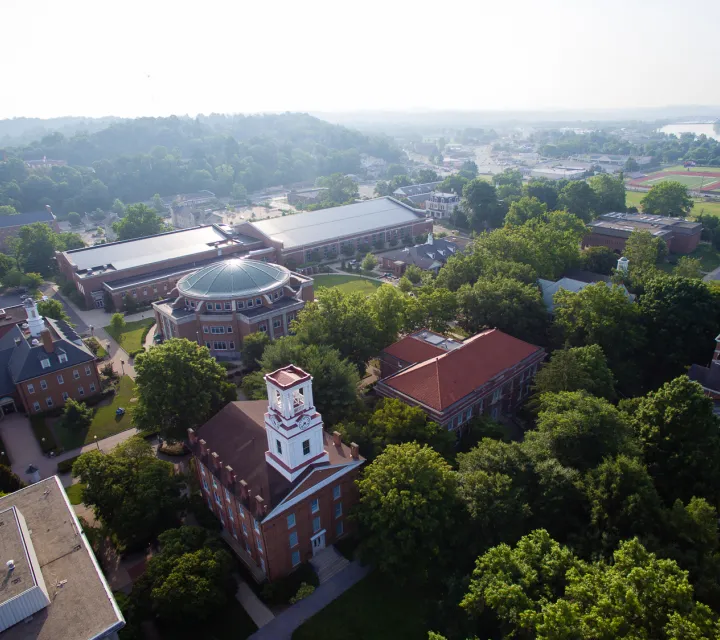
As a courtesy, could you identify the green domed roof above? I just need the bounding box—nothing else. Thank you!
[177,259,290,299]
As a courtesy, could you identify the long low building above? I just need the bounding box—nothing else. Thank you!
[235,197,432,267]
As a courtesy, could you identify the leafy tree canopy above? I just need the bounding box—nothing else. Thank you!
[112,203,169,241]
[641,181,694,217]
[533,344,615,400]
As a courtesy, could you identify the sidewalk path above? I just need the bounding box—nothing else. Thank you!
[234,574,274,628]
[94,327,136,380]
[248,561,370,640]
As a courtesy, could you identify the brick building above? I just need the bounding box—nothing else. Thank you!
[236,197,432,267]
[0,299,101,417]
[379,233,468,276]
[152,258,313,360]
[584,212,702,255]
[0,207,60,250]
[689,334,720,401]
[189,365,364,582]
[376,328,545,431]
[56,225,270,309]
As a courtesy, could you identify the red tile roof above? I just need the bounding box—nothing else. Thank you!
[382,333,447,364]
[383,329,542,410]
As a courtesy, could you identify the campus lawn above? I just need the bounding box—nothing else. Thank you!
[644,173,713,189]
[625,190,720,218]
[54,376,137,450]
[312,274,382,295]
[661,165,720,173]
[292,571,429,640]
[65,483,86,505]
[105,317,154,353]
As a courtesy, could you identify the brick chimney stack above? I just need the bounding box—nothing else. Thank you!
[41,329,54,353]
[187,428,198,445]
[332,431,342,446]
[350,442,359,460]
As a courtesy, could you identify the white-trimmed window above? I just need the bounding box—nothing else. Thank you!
[32,401,41,412]
[336,520,344,537]
[215,493,221,506]
[205,342,211,349]
[238,504,245,519]
[212,478,218,489]
[73,369,80,380]
[89,383,96,393]
[143,288,148,296]
[211,326,225,334]
[225,488,232,504]
[492,388,502,403]
[85,366,92,376]
[311,498,319,513]
[254,519,260,534]
[291,550,300,566]
[203,326,209,334]
[46,397,54,408]
[78,386,84,396]
[334,503,342,518]
[260,558,266,573]
[256,538,263,553]
[41,359,50,369]
[40,379,48,390]
[273,318,282,329]
[287,513,296,529]
[57,374,64,384]
[302,439,310,456]
[213,341,228,350]
[289,531,298,548]
[27,383,35,394]
[153,285,158,294]
[242,523,248,537]
[62,392,69,401]
[132,289,137,298]
[228,509,234,522]
[255,298,262,306]
[247,299,253,308]
[203,478,209,492]
[229,341,235,350]
[237,300,245,309]
[227,326,233,333]
[312,516,321,533]
[259,324,267,333]
[58,353,68,364]
[224,302,232,310]
[215,303,222,311]
[333,485,341,500]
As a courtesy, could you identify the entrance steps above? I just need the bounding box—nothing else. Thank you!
[309,545,349,584]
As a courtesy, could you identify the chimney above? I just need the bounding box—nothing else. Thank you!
[332,431,342,447]
[187,428,198,445]
[199,439,208,456]
[350,442,359,460]
[255,494,265,515]
[211,451,222,470]
[41,329,54,353]
[239,479,249,500]
[225,465,236,486]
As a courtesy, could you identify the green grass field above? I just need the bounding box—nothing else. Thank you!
[293,571,429,640]
[626,190,720,218]
[65,483,86,505]
[105,318,154,353]
[645,174,713,189]
[661,165,720,173]
[55,376,137,450]
[313,274,382,295]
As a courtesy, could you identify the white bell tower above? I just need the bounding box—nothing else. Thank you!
[24,298,45,337]
[263,365,329,481]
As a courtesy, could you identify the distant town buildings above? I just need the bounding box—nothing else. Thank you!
[584,212,702,255]
[376,328,545,431]
[424,192,461,219]
[0,206,59,250]
[189,365,364,582]
[0,477,124,639]
[152,259,313,360]
[379,233,468,276]
[286,188,328,207]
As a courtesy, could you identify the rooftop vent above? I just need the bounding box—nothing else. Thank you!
[6,560,15,571]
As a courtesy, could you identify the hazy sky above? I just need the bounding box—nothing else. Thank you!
[3,0,720,119]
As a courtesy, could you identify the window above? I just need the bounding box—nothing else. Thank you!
[289,532,298,548]
[89,383,96,393]
[229,341,235,350]
[208,498,214,510]
[164,284,168,290]
[131,289,137,298]
[477,399,484,414]
[312,516,321,533]
[27,383,35,394]
[273,292,280,300]
[73,369,80,380]
[301,439,310,456]
[203,326,209,334]
[40,379,48,390]
[247,299,253,308]
[256,538,263,553]
[238,504,245,519]
[58,353,68,364]
[46,397,54,408]
[273,318,281,329]
[215,493,221,506]
[227,326,233,333]
[254,519,261,534]
[334,503,342,518]
[213,341,228,350]
[85,366,92,376]
[245,543,251,555]
[255,298,262,307]
[142,288,147,296]
[291,550,301,567]
[260,558,266,573]
[333,485,341,500]
[311,498,319,513]
[41,359,50,369]
[62,392,69,401]
[259,324,267,333]
[203,479,209,492]
[215,303,222,311]
[237,300,245,309]
[225,488,232,503]
[336,520,344,537]
[232,526,237,539]
[242,523,248,537]
[228,509,234,522]
[287,513,296,529]
[492,388,502,403]
[121,292,127,298]
[57,374,64,384]
[211,326,225,334]
[78,386,84,396]
[33,401,41,412]
[153,285,158,294]
[205,342,211,349]
[224,302,232,310]
[276,440,282,455]
[212,478,217,489]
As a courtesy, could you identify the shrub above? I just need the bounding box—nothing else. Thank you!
[123,297,139,313]
[110,313,126,332]
[158,441,188,456]
[0,465,25,493]
[261,562,319,605]
[140,323,153,346]
[58,399,94,431]
[85,336,101,355]
[290,582,315,604]
[361,252,378,271]
[101,362,117,379]
[128,348,145,358]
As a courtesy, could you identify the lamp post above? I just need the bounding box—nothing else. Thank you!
[120,360,125,376]
[94,435,100,451]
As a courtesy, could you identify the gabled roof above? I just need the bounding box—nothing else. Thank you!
[0,211,55,229]
[393,182,442,197]
[383,334,447,364]
[382,329,543,411]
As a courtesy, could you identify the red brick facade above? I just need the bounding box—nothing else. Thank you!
[17,363,101,414]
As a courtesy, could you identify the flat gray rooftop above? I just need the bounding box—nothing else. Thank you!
[62,225,256,275]
[0,477,123,640]
[0,508,36,604]
[245,197,424,249]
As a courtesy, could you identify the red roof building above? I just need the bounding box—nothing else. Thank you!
[376,329,545,430]
[189,365,364,583]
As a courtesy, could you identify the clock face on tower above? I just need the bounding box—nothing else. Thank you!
[297,415,312,430]
[268,413,280,428]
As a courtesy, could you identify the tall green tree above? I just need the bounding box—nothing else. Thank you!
[533,344,615,400]
[239,331,271,371]
[113,204,168,241]
[73,436,184,549]
[36,298,71,323]
[624,229,668,284]
[504,196,546,226]
[456,276,548,343]
[8,222,58,274]
[588,173,626,213]
[641,181,694,217]
[133,339,236,440]
[356,443,463,583]
[580,245,618,274]
[523,179,559,210]
[558,180,598,222]
[315,173,359,205]
[462,179,503,230]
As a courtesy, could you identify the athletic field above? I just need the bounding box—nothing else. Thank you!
[629,169,720,193]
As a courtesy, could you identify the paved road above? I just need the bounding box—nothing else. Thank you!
[248,562,370,640]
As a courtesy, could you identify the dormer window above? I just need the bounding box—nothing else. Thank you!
[58,352,68,364]
[41,358,50,369]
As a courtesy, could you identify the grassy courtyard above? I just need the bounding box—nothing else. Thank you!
[625,190,720,219]
[293,571,429,640]
[105,317,154,354]
[54,376,137,450]
[312,274,382,295]
[65,483,86,505]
